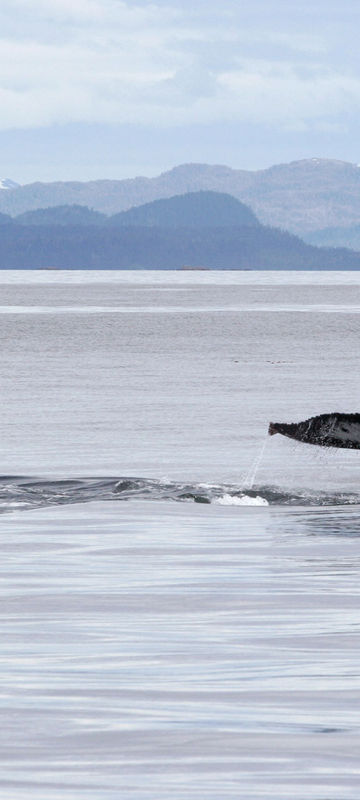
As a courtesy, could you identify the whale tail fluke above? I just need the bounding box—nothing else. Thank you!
[268,412,360,450]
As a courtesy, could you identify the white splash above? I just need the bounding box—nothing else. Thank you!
[215,493,268,506]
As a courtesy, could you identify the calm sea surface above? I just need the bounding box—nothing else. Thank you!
[2,270,360,799]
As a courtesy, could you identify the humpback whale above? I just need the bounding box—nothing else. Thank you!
[268,412,360,449]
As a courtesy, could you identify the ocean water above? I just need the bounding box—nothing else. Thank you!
[2,270,360,799]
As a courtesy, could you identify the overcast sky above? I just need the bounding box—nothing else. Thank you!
[1,0,360,182]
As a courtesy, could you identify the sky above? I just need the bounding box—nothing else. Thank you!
[1,0,360,183]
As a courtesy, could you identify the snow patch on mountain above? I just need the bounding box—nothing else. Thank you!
[0,179,20,190]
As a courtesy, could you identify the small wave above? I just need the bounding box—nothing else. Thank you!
[0,476,357,514]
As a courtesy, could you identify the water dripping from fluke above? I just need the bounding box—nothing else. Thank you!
[239,432,269,505]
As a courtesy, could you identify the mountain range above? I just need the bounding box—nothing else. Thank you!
[0,192,260,229]
[2,159,360,236]
[0,191,359,269]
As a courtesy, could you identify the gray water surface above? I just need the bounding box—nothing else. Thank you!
[2,271,360,799]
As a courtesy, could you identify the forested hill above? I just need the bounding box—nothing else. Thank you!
[12,192,258,228]
[107,191,259,228]
[0,223,359,269]
[0,190,359,269]
[16,205,106,226]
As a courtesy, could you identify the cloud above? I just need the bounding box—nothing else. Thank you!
[0,0,357,132]
[5,0,166,27]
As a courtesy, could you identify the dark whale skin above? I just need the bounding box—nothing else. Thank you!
[268,412,360,449]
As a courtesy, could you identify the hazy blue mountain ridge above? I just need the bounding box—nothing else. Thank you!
[1,190,360,269]
[16,205,107,226]
[13,192,259,229]
[3,158,360,233]
[303,225,360,251]
[0,224,359,269]
[0,212,13,225]
[107,191,259,228]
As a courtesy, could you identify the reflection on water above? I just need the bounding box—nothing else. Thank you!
[1,500,360,799]
[280,509,360,537]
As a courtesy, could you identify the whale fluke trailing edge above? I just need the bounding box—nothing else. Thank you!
[268,412,360,449]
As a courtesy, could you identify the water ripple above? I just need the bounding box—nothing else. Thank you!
[0,476,358,513]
